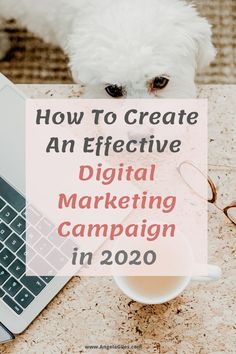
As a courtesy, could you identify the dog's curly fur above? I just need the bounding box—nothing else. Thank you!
[0,0,215,98]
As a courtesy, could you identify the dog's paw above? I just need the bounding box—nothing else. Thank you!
[0,31,11,60]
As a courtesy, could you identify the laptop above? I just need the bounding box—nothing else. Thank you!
[0,74,72,343]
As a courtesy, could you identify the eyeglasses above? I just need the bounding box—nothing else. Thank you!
[178,161,236,226]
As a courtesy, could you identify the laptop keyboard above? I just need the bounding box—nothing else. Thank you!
[0,176,75,315]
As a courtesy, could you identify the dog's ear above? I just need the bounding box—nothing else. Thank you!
[189,14,216,72]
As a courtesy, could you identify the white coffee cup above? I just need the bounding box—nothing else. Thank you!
[114,264,221,305]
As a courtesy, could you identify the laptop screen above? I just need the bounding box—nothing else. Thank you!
[0,84,25,194]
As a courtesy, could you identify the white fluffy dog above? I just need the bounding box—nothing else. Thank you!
[0,0,215,98]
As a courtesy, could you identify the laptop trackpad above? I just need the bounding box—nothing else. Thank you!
[0,323,15,343]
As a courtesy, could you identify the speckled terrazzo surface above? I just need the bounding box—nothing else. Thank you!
[0,85,235,354]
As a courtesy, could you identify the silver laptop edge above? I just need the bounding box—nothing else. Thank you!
[0,74,71,341]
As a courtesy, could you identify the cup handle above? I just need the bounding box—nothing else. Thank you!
[192,264,221,282]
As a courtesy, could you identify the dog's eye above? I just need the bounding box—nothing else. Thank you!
[153,77,169,90]
[105,85,123,98]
